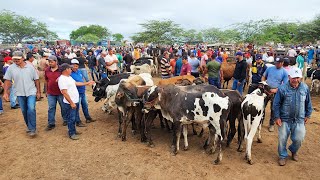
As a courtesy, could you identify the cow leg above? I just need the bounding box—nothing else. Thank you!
[117,108,123,137]
[131,114,137,135]
[191,123,198,135]
[237,115,245,152]
[198,128,204,137]
[144,111,157,147]
[140,113,147,143]
[171,121,181,155]
[122,108,133,141]
[158,110,165,129]
[182,125,188,151]
[245,119,260,165]
[159,111,171,132]
[214,135,223,165]
[257,123,262,143]
[226,116,236,147]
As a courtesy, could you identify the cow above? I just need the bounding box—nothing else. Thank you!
[130,57,157,75]
[142,84,231,164]
[241,81,271,164]
[157,75,195,86]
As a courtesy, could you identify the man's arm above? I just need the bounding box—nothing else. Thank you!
[75,81,95,87]
[3,80,12,101]
[35,79,41,100]
[61,89,76,109]
[305,88,313,121]
[239,62,247,82]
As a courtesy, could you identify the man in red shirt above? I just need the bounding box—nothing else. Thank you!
[45,55,67,130]
[180,56,191,76]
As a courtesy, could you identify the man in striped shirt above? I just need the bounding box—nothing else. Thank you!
[160,51,172,79]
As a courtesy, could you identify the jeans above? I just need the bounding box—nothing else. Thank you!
[307,58,313,65]
[89,67,99,81]
[79,68,89,82]
[269,94,275,126]
[64,102,78,137]
[161,75,171,79]
[0,97,3,113]
[17,95,37,132]
[208,77,221,89]
[232,79,245,95]
[10,86,17,107]
[47,95,67,125]
[278,122,305,159]
[76,93,91,123]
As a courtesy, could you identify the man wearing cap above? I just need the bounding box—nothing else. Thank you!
[3,51,41,137]
[70,59,95,125]
[232,52,247,95]
[58,63,94,140]
[105,48,119,75]
[44,55,68,130]
[273,67,312,166]
[262,57,289,132]
[248,54,267,94]
[160,51,172,79]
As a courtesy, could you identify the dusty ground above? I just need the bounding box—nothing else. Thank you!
[0,78,319,180]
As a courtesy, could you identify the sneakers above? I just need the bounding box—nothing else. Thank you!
[86,117,95,123]
[45,124,56,131]
[75,131,82,135]
[76,122,86,127]
[268,125,275,132]
[292,152,298,161]
[28,131,37,138]
[63,121,67,126]
[69,134,79,140]
[278,158,286,166]
[11,104,20,109]
[0,111,3,115]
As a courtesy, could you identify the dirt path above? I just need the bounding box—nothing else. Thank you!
[0,79,319,180]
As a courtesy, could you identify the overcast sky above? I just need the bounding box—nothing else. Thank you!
[2,0,320,40]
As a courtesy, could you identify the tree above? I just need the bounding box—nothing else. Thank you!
[131,20,183,45]
[112,33,124,42]
[202,28,223,43]
[70,25,111,40]
[0,10,59,43]
[75,33,100,43]
[179,29,203,43]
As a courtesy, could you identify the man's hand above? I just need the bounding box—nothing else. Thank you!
[275,118,282,126]
[3,93,9,102]
[71,102,77,109]
[270,88,278,94]
[36,92,41,100]
[304,117,309,123]
[87,80,95,85]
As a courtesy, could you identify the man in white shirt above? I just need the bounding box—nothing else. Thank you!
[65,49,77,59]
[58,63,94,140]
[287,46,297,57]
[105,48,119,75]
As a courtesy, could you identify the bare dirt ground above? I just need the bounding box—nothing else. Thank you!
[0,78,319,180]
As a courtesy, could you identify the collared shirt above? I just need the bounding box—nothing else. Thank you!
[70,70,85,94]
[4,63,39,96]
[263,66,288,89]
[45,66,62,95]
[273,82,312,123]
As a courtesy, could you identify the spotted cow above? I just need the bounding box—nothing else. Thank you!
[143,84,231,164]
[241,81,271,164]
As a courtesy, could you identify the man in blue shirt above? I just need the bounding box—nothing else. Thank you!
[175,56,183,76]
[262,57,289,132]
[273,67,312,166]
[307,47,314,65]
[70,59,95,125]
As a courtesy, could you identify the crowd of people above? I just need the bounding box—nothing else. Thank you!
[0,42,318,166]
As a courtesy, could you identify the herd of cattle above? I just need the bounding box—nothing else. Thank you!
[92,71,275,165]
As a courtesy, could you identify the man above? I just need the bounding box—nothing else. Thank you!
[123,51,134,73]
[86,50,99,81]
[273,67,312,166]
[200,50,209,73]
[98,51,107,79]
[170,53,179,75]
[205,54,223,89]
[160,51,171,79]
[262,57,289,132]
[180,56,191,76]
[65,49,76,59]
[307,46,315,65]
[3,51,41,137]
[188,53,200,77]
[248,54,267,94]
[232,52,247,95]
[287,46,297,57]
[70,59,95,125]
[44,55,68,130]
[115,50,123,72]
[105,48,119,75]
[3,55,19,109]
[58,63,94,140]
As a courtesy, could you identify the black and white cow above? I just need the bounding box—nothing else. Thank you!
[92,73,131,102]
[241,81,271,165]
[143,84,231,164]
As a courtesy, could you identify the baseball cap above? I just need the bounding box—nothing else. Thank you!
[12,51,24,59]
[71,59,79,64]
[275,57,284,63]
[3,56,12,63]
[47,55,57,61]
[59,63,73,72]
[289,67,302,78]
[236,52,243,56]
[256,54,262,60]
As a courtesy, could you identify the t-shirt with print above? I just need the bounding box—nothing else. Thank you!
[58,75,79,104]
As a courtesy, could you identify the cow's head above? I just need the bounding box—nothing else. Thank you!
[92,81,108,102]
[258,81,272,104]
[116,81,140,106]
[142,86,161,112]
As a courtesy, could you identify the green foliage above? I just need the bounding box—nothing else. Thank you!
[131,20,183,45]
[202,28,240,43]
[112,33,124,42]
[75,33,100,43]
[0,10,59,43]
[70,25,111,40]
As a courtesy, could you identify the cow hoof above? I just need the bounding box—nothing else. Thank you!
[183,146,188,151]
[226,142,231,148]
[198,133,203,138]
[117,133,122,138]
[193,131,198,136]
[257,138,262,143]
[214,159,221,165]
[237,148,243,152]
[248,160,254,165]
[141,138,147,143]
[148,144,155,148]
[132,130,136,135]
[121,136,126,141]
